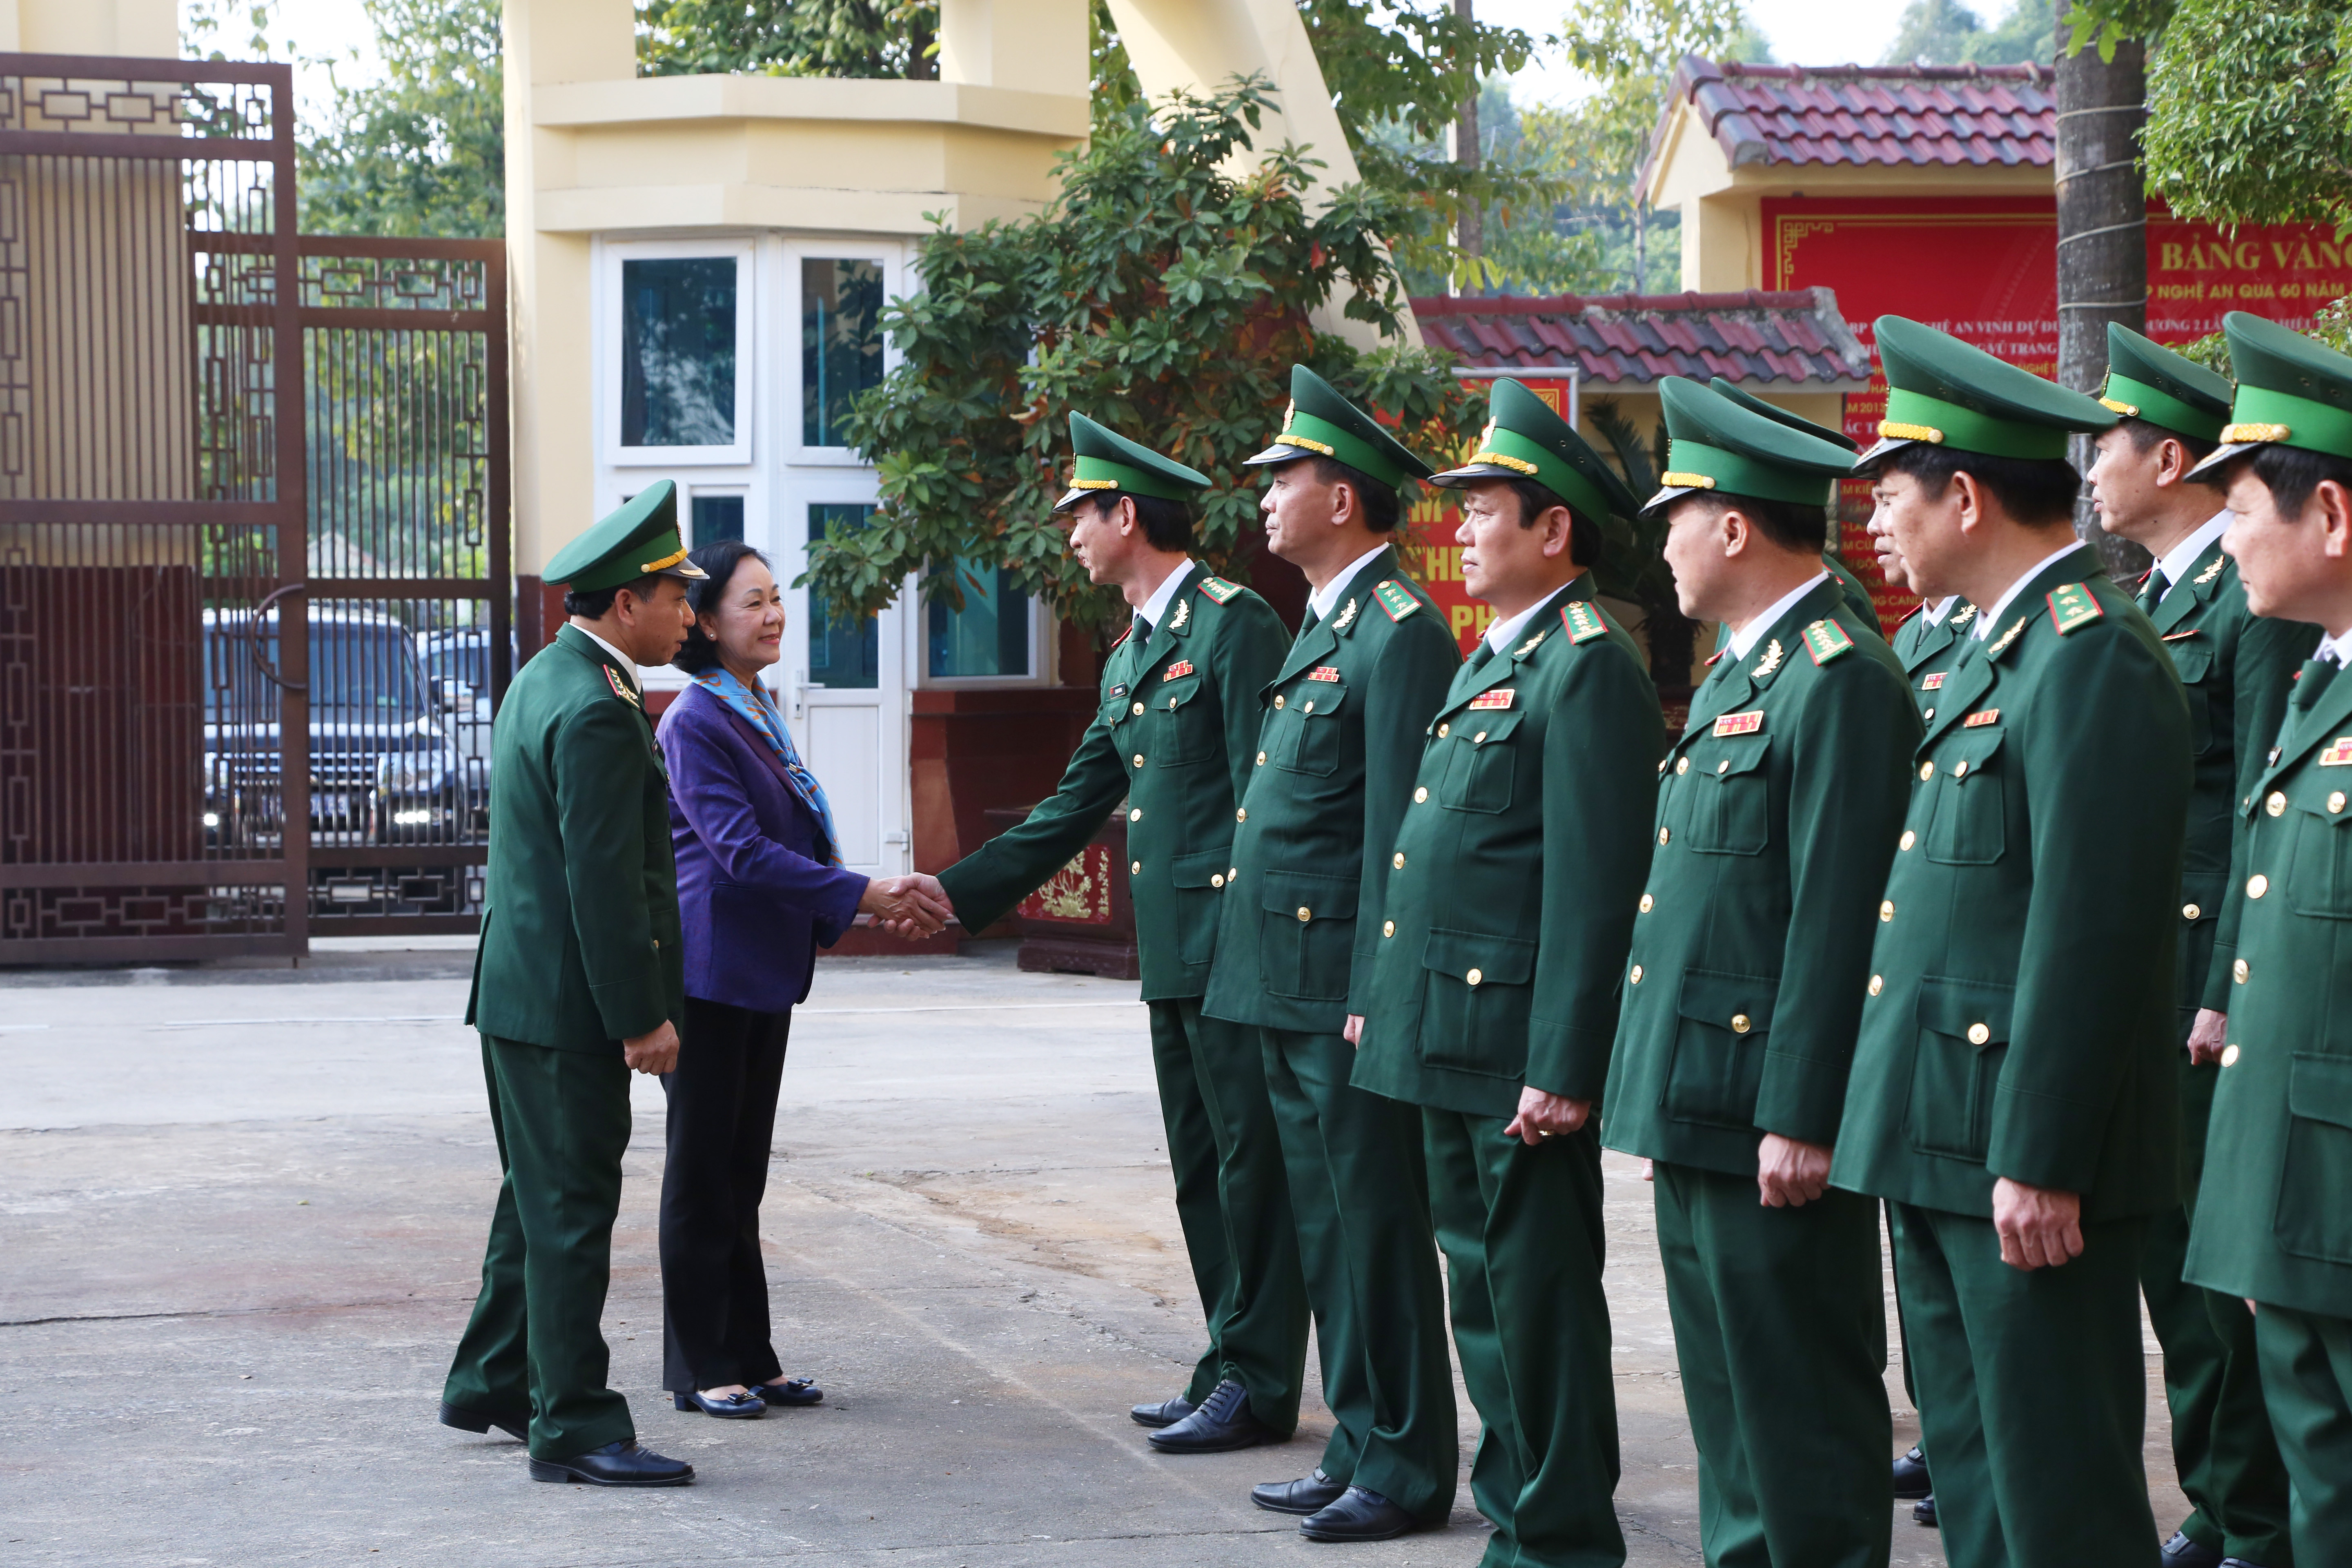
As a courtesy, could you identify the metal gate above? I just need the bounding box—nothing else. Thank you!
[0,54,508,964]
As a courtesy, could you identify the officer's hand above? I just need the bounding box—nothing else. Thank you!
[624,1020,680,1076]
[1992,1177,2084,1270]
[1504,1087,1590,1146]
[1343,1014,1365,1046]
[861,875,951,937]
[1756,1134,1834,1207]
[2187,1008,2228,1065]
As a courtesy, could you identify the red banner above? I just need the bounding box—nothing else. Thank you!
[1764,196,2352,621]
[1406,378,1577,655]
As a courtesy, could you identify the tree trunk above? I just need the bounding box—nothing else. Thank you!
[2054,34,2147,573]
[1452,0,1481,294]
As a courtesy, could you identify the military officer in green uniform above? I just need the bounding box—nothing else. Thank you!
[1707,376,1884,637]
[1204,365,1462,1543]
[1352,379,1661,1568]
[439,482,704,1487]
[2088,323,2307,1568]
[1604,376,1917,1568]
[1833,317,2192,1568]
[934,414,1307,1452]
[2185,310,2352,1563]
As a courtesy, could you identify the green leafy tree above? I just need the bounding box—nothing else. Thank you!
[804,77,1483,633]
[637,0,939,78]
[1884,0,2056,67]
[297,0,503,238]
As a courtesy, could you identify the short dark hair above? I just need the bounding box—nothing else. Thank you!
[2224,443,2352,519]
[1308,455,1402,533]
[1686,490,1829,554]
[1502,477,1603,567]
[563,572,666,622]
[2119,417,2222,484]
[1089,491,1195,552]
[673,540,769,673]
[1875,443,2080,528]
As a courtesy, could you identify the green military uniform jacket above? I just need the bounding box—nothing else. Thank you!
[938,563,1287,1001]
[1832,547,2192,1219]
[1203,546,1461,1033]
[2145,541,2322,1022]
[1605,577,1920,1171]
[2188,654,2352,1315]
[1891,597,1979,712]
[1351,577,1662,1118]
[467,625,685,1050]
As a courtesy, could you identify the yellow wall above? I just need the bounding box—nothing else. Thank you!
[0,0,173,54]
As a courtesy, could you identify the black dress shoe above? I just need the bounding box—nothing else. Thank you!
[1130,1393,1195,1428]
[2161,1533,2228,1568]
[757,1376,823,1408]
[1147,1378,1275,1454]
[1892,1444,1931,1500]
[672,1388,765,1418]
[1300,1486,1417,1543]
[528,1439,694,1487]
[439,1400,528,1442]
[1252,1469,1347,1516]
[1913,1494,1937,1528]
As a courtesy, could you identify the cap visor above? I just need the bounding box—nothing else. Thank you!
[1851,434,1921,473]
[1243,441,1321,469]
[2186,440,2266,482]
[1639,482,1706,519]
[1427,462,1530,489]
[1051,486,1094,513]
[657,560,710,580]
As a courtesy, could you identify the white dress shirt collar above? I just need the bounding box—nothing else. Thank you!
[1483,591,1557,657]
[1307,545,1392,624]
[1135,557,1195,631]
[572,624,641,690]
[2316,626,2352,667]
[1726,571,1831,661]
[2151,511,2232,602]
[1972,541,2090,640]
[1921,595,1957,626]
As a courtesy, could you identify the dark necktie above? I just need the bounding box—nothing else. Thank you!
[2292,657,2340,714]
[1464,638,1498,675]
[1296,607,1321,641]
[2136,568,2170,615]
[1132,615,1152,646]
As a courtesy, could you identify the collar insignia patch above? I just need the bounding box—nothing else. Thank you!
[2047,582,2105,635]
[1964,708,2000,728]
[1307,665,1341,682]
[1513,630,1548,658]
[1804,619,1856,666]
[603,665,641,707]
[1468,688,1515,710]
[1753,638,1786,678]
[1988,617,2029,659]
[1950,604,1977,628]
[1922,672,1948,690]
[2194,555,2227,587]
[1334,598,1361,632]
[1163,660,1194,680]
[1561,600,1609,643]
[1714,710,1765,737]
[2321,737,2352,766]
[1197,576,1243,604]
[1374,580,1418,622]
[1169,598,1190,630]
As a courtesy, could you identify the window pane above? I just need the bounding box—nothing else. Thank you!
[807,504,880,690]
[691,494,744,548]
[927,561,1030,679]
[802,258,884,447]
[621,257,736,448]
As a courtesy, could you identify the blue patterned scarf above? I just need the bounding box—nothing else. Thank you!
[696,666,844,868]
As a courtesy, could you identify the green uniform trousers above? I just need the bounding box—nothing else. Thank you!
[1891,1203,2159,1568]
[1261,1026,1457,1522]
[1148,1000,1310,1430]
[2139,1054,2294,1564]
[443,1034,637,1461]
[1657,1164,1890,1568]
[1426,1111,1623,1568]
[2253,1302,2352,1562]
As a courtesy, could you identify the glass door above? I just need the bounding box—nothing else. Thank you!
[784,498,907,876]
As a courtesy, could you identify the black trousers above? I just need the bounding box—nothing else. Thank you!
[659,995,791,1393]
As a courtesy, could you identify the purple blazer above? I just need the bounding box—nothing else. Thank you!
[656,683,868,1014]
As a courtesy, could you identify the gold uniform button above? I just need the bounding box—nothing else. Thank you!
[1437,722,1450,738]
[1274,694,1286,709]
[1474,730,1488,744]
[1296,906,1312,923]
[2221,1044,2241,1068]
[1658,827,1671,846]
[1638,893,1654,913]
[1256,750,1267,765]
[1236,808,1247,823]
[1132,701,1145,716]
[2183,903,2201,920]
[2248,873,2270,899]
[1414,786,1429,803]
[1967,1022,1991,1046]
[2333,791,2348,815]
[1133,753,1145,767]
[1130,860,1142,875]
[1303,700,1315,714]
[1675,756,1690,775]
[2234,958,2250,984]
[1466,968,1484,987]
[1920,761,1936,781]
[1383,920,1395,938]
[1731,1013,1752,1034]
[1953,759,1970,779]
[1657,759,1668,775]
[1393,851,1406,869]
[1211,873,1225,889]
[1629,965,1644,984]
[1868,974,1884,996]
[1923,707,1936,722]
[2267,791,2287,817]
[1129,807,1143,822]
[1899,830,1917,851]
[1227,866,1238,881]
[1716,759,1729,774]
[1880,899,1896,922]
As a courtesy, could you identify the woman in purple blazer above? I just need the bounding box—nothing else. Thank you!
[655,540,948,1418]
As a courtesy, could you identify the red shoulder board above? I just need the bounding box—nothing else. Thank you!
[1108,624,1133,651]
[1703,648,1728,668]
[603,665,642,707]
[1895,600,1927,628]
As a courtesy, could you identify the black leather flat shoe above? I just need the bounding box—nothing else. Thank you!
[756,1377,823,1408]
[2161,1532,2227,1568]
[1913,1494,1937,1528]
[528,1439,694,1486]
[1147,1378,1276,1454]
[1252,1468,1347,1516]
[1892,1444,1931,1500]
[1300,1486,1417,1543]
[439,1400,528,1442]
[1130,1393,1194,1428]
[673,1388,766,1418]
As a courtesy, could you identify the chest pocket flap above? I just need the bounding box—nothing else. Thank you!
[2166,638,2214,684]
[1906,974,2015,1162]
[1437,708,1523,813]
[1261,866,1358,922]
[1917,973,2013,1045]
[1676,967,1779,1035]
[1421,925,1536,986]
[1925,727,2006,865]
[1267,683,1348,776]
[2287,793,2352,918]
[1151,674,1214,763]
[1686,736,1771,854]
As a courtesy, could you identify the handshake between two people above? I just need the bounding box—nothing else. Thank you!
[858,873,956,940]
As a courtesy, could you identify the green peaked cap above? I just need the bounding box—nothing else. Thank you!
[1428,376,1639,523]
[2100,323,2232,443]
[2188,311,2352,479]
[1860,314,2116,467]
[1054,412,1211,513]
[1244,363,1433,490]
[1644,375,1857,516]
[1707,377,1860,451]
[543,479,707,592]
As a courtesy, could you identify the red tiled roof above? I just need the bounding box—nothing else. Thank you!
[1412,287,1871,389]
[1642,54,2056,189]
